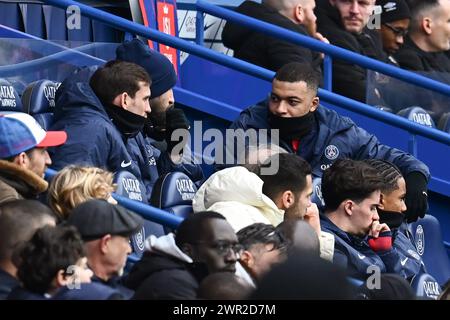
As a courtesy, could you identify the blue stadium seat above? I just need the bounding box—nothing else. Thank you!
[397,106,436,128]
[408,214,450,286]
[22,80,59,130]
[150,171,197,233]
[42,5,67,40]
[114,171,165,258]
[0,78,24,112]
[410,273,442,300]
[438,112,450,133]
[0,2,24,31]
[19,3,45,38]
[8,79,27,98]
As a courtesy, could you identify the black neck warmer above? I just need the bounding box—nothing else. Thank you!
[104,103,146,139]
[268,112,315,141]
[378,209,405,229]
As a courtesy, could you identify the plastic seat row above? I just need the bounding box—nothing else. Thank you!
[375,105,450,133]
[0,78,58,130]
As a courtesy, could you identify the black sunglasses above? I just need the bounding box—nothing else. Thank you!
[383,23,408,37]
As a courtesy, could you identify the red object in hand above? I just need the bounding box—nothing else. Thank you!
[368,234,392,252]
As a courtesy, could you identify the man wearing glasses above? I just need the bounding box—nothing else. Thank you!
[125,212,241,300]
[377,0,411,63]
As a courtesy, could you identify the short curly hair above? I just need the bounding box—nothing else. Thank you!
[16,225,85,295]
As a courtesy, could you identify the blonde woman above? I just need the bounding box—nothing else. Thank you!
[48,165,116,220]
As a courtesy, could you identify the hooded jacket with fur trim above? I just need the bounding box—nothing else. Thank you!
[0,160,48,204]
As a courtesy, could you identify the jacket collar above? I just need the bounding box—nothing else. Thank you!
[0,160,48,196]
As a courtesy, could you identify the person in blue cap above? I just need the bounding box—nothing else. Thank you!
[0,112,66,204]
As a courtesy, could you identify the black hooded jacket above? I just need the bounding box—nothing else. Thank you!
[315,0,389,102]
[222,1,322,72]
[394,36,450,73]
[125,251,200,300]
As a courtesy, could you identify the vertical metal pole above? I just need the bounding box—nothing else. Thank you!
[196,10,204,46]
[323,54,333,91]
[408,133,418,158]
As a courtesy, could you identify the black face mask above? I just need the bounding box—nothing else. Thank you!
[268,112,315,141]
[378,209,405,229]
[104,103,146,139]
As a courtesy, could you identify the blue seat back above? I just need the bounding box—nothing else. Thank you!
[408,214,450,286]
[114,171,165,258]
[19,3,45,38]
[0,2,23,31]
[410,273,442,299]
[150,171,197,233]
[42,5,67,40]
[22,80,59,130]
[0,78,24,112]
[397,106,436,128]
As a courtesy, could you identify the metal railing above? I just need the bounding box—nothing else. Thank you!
[39,0,450,153]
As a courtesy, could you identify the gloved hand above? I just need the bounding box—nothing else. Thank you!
[165,108,190,155]
[368,231,392,252]
[404,172,429,223]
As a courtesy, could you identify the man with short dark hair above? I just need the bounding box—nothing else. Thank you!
[67,199,144,299]
[236,223,288,287]
[49,61,153,198]
[0,200,56,299]
[0,113,67,204]
[395,0,450,72]
[315,0,389,102]
[229,62,430,223]
[125,212,240,300]
[115,39,204,193]
[320,159,402,279]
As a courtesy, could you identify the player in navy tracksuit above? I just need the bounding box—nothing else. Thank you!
[320,159,403,280]
[365,159,427,281]
[49,60,202,201]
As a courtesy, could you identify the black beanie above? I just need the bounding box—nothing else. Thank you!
[116,39,177,98]
[377,0,411,23]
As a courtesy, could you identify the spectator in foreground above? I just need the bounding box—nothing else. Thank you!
[48,165,116,221]
[126,212,240,300]
[8,225,93,300]
[236,223,288,288]
[67,199,143,299]
[0,200,56,299]
[0,112,66,204]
